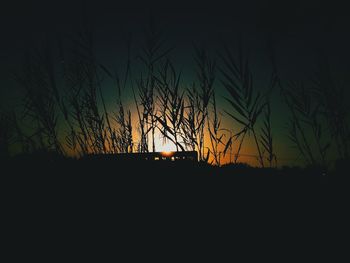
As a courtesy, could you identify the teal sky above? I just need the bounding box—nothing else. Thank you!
[1,0,349,166]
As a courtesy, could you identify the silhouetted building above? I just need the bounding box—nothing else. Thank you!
[84,151,198,163]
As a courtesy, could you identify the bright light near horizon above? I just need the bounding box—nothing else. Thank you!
[161,151,173,157]
[154,136,177,153]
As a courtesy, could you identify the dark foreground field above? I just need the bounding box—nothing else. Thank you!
[3,153,345,187]
[3,155,340,207]
[2,154,347,249]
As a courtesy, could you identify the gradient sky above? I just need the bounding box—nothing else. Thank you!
[1,0,349,166]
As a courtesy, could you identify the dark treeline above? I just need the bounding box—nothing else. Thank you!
[0,16,349,173]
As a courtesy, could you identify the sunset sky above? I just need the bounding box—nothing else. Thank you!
[1,0,349,166]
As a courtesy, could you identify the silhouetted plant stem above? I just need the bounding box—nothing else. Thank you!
[220,41,266,167]
[155,60,185,152]
[285,94,314,164]
[252,127,264,167]
[193,46,215,161]
[314,55,349,160]
[137,19,173,152]
[235,132,246,163]
[260,101,277,167]
[208,92,224,166]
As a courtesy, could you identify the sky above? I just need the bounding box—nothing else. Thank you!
[1,0,349,166]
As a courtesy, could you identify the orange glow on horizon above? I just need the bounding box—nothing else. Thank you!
[161,151,173,157]
[60,107,274,167]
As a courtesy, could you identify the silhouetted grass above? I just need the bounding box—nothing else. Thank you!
[260,101,277,167]
[15,47,63,154]
[314,56,349,160]
[193,46,215,161]
[155,60,185,151]
[135,20,173,152]
[208,92,225,166]
[219,41,266,167]
[8,14,349,173]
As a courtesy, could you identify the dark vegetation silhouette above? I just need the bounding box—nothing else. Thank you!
[3,15,349,179]
[220,41,269,167]
[0,111,13,159]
